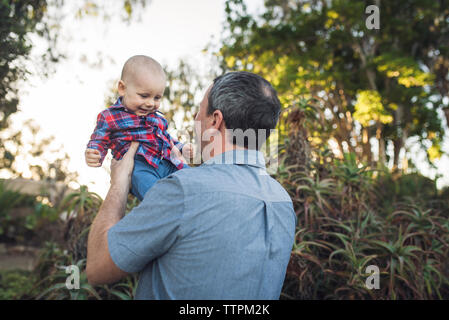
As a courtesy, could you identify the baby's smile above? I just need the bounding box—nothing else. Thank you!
[137,106,157,115]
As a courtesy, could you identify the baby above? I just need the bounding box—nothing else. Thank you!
[85,55,193,201]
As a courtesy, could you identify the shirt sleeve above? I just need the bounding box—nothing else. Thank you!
[107,174,184,273]
[87,112,111,164]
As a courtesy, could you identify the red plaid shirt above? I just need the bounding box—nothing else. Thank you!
[87,98,187,170]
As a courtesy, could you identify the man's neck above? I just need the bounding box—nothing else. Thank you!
[202,140,247,163]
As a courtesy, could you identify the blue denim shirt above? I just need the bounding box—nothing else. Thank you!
[108,149,297,299]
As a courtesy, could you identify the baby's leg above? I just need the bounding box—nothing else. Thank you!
[163,159,182,176]
[156,159,182,179]
[130,156,161,201]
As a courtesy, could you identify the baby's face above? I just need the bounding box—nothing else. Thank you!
[118,72,166,117]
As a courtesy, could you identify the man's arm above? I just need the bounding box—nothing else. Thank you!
[86,141,139,285]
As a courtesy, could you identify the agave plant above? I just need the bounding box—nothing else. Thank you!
[58,185,103,221]
[29,240,138,300]
[363,225,425,299]
[295,176,337,226]
[391,204,447,234]
[277,93,449,300]
[34,258,101,300]
[58,186,103,261]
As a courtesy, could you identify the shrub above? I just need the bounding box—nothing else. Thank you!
[0,181,60,245]
[25,187,139,300]
[278,103,449,300]
[0,270,36,300]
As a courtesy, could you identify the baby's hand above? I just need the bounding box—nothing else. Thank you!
[85,148,102,167]
[182,143,194,159]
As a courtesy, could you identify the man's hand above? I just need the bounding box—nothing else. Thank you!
[85,148,102,167]
[110,141,139,190]
[170,141,187,164]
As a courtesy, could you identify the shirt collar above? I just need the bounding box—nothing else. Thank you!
[109,97,125,110]
[202,149,266,169]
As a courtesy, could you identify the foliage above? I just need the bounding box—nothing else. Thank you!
[31,251,138,300]
[278,101,449,300]
[217,0,449,168]
[0,180,61,244]
[353,90,393,126]
[0,0,59,130]
[74,0,148,21]
[2,240,136,300]
[0,270,36,300]
[59,185,102,261]
[164,59,208,140]
[21,186,139,300]
[0,181,33,236]
[0,120,78,186]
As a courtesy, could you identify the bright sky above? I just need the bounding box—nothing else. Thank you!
[5,0,449,199]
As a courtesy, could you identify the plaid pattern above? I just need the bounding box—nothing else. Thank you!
[87,97,187,170]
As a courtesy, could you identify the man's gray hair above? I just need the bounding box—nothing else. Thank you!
[207,71,281,149]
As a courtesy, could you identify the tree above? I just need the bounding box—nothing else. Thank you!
[0,0,57,130]
[216,0,448,169]
[163,59,211,140]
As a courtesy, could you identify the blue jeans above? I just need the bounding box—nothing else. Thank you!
[131,155,179,201]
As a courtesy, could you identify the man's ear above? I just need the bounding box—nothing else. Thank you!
[211,110,224,130]
[117,80,126,96]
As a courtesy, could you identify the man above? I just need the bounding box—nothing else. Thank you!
[86,71,297,299]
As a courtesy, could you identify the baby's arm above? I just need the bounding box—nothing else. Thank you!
[86,112,111,167]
